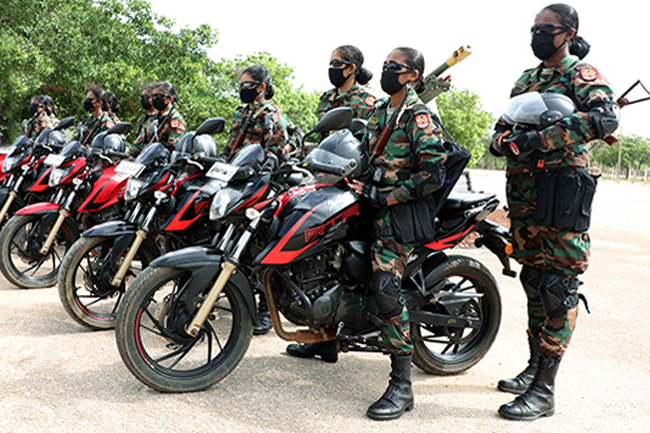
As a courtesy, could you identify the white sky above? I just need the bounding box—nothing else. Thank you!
[148,0,649,138]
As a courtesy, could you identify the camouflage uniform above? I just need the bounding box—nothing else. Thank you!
[317,83,377,120]
[155,106,185,151]
[79,112,115,146]
[225,100,297,160]
[362,87,447,355]
[131,113,157,154]
[26,112,55,140]
[491,55,616,358]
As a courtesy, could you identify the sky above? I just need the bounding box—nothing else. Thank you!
[148,0,649,138]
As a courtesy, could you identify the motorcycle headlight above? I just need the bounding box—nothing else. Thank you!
[2,157,15,173]
[49,166,72,187]
[125,178,146,202]
[210,189,232,221]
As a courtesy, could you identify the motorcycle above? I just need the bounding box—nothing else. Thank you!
[0,122,132,289]
[0,117,76,226]
[114,107,515,392]
[57,118,227,330]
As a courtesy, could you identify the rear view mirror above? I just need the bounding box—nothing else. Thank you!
[107,121,132,135]
[195,118,225,136]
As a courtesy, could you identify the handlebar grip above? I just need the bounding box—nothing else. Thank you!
[303,161,345,176]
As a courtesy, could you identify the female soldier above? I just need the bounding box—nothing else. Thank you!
[80,86,115,146]
[221,65,297,162]
[26,95,55,140]
[151,81,186,151]
[349,47,447,420]
[317,45,377,120]
[42,95,59,127]
[130,85,158,156]
[491,3,618,421]
[102,92,121,124]
[285,45,376,361]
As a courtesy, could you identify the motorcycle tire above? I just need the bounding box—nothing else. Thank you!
[115,266,253,393]
[0,213,76,289]
[411,254,502,375]
[57,235,155,330]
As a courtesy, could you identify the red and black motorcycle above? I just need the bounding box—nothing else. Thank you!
[0,122,132,289]
[57,118,228,330]
[114,108,514,393]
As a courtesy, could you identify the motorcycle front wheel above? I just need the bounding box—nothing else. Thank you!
[115,266,253,392]
[57,235,155,330]
[0,213,76,289]
[411,254,502,375]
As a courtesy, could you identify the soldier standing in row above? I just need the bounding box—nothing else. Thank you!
[349,47,448,420]
[26,95,55,140]
[103,92,121,124]
[130,85,158,157]
[491,3,618,421]
[80,86,115,146]
[151,81,186,152]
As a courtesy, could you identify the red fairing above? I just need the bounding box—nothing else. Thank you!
[425,223,479,251]
[59,157,87,185]
[78,165,128,213]
[27,164,54,192]
[163,188,207,232]
[15,202,60,215]
[233,184,269,212]
[255,184,328,216]
[0,155,6,181]
[260,204,323,265]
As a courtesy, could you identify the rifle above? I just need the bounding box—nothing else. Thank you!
[372,84,411,159]
[228,108,252,158]
[418,45,473,104]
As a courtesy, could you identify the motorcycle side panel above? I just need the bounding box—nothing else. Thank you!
[160,176,218,232]
[26,164,54,193]
[15,202,60,215]
[78,166,128,213]
[255,185,363,265]
[150,246,257,324]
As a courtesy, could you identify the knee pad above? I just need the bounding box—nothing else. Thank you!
[539,271,580,317]
[370,271,403,318]
[520,265,543,300]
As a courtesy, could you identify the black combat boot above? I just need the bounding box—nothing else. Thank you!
[285,341,338,363]
[498,354,560,421]
[253,293,272,336]
[498,334,541,394]
[367,354,414,420]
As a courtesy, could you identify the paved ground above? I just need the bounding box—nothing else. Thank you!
[1,169,649,433]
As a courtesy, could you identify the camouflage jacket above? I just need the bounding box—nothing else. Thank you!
[362,87,447,204]
[132,112,158,152]
[27,112,56,140]
[156,106,186,151]
[225,100,297,159]
[80,112,115,146]
[317,83,377,120]
[492,55,616,172]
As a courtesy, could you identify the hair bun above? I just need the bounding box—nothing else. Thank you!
[356,68,373,85]
[570,35,591,60]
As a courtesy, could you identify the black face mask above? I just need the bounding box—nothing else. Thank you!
[240,87,260,104]
[29,104,40,116]
[83,98,95,112]
[152,96,169,111]
[140,96,153,111]
[328,68,349,88]
[380,70,408,95]
[531,31,568,61]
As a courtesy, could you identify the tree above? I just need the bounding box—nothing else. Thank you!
[435,87,494,168]
[591,134,650,169]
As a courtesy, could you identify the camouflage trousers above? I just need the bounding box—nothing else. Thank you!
[372,209,414,356]
[507,172,589,358]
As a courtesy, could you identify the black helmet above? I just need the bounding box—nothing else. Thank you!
[502,92,576,128]
[304,129,368,179]
[176,132,218,157]
[89,131,125,156]
[58,140,87,161]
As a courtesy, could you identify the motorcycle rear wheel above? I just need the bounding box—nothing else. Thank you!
[411,254,501,375]
[115,266,253,392]
[57,235,155,330]
[0,213,75,289]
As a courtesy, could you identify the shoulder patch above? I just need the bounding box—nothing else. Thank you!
[364,95,376,106]
[170,119,181,129]
[415,113,431,129]
[579,66,598,82]
[41,120,48,128]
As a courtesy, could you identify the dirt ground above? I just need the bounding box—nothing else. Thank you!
[0,169,649,433]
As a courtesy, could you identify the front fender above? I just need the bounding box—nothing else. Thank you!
[151,246,257,325]
[15,202,60,215]
[82,220,137,238]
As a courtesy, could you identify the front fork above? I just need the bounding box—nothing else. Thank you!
[185,215,261,337]
[0,175,24,223]
[39,186,80,255]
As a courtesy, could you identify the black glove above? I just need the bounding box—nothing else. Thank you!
[361,183,388,210]
[502,130,544,161]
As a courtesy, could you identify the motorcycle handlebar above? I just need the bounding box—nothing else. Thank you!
[301,161,345,176]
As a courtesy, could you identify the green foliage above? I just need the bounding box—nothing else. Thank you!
[0,0,318,146]
[435,87,494,167]
[591,134,650,169]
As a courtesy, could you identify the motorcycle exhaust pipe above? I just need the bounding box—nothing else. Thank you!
[39,209,69,255]
[110,230,147,287]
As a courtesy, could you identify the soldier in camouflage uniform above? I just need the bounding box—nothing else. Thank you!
[130,85,158,156]
[102,92,121,124]
[79,86,115,146]
[491,4,618,422]
[26,95,55,140]
[317,45,377,121]
[222,65,298,163]
[42,95,59,128]
[350,47,447,421]
[151,81,186,152]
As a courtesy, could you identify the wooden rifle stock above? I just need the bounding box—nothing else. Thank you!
[373,85,411,157]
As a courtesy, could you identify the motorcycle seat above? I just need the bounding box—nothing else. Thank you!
[441,192,496,212]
